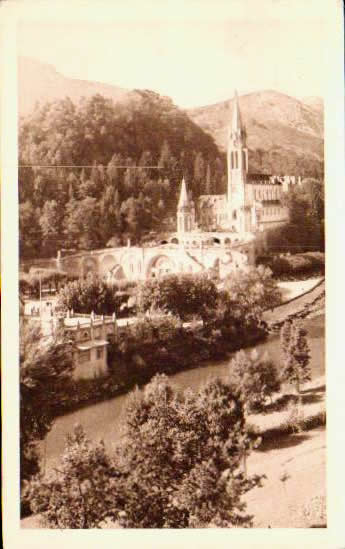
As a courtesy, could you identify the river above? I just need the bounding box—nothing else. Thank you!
[43,314,325,471]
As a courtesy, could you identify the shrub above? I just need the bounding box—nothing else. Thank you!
[223,265,282,318]
[28,375,264,528]
[137,273,218,322]
[257,253,325,280]
[25,425,121,528]
[230,349,281,412]
[20,320,74,489]
[280,320,311,394]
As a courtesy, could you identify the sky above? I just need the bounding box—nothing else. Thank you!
[15,0,328,108]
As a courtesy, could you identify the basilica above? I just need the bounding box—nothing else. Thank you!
[49,91,294,282]
[176,90,289,240]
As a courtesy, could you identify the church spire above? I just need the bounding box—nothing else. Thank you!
[229,89,246,147]
[177,177,194,233]
[178,176,189,209]
[231,89,243,133]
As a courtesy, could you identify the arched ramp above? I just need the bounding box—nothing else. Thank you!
[145,254,177,278]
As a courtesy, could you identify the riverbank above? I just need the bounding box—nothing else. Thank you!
[47,277,324,419]
[22,373,326,529]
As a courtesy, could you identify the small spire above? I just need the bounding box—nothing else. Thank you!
[231,89,243,133]
[178,177,189,208]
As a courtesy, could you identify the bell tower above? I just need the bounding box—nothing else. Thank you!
[227,90,248,231]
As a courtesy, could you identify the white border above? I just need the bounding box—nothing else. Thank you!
[1,1,344,547]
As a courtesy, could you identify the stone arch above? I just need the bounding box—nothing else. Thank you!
[171,237,179,244]
[145,254,176,278]
[82,257,98,277]
[110,265,126,280]
[160,240,168,245]
[119,251,141,279]
[99,254,118,277]
[224,237,231,245]
[213,237,221,244]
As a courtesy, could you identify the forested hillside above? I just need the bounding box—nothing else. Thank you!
[19,92,225,258]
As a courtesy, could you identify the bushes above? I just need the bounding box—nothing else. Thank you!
[19,269,77,297]
[137,273,218,321]
[230,350,281,413]
[57,275,137,316]
[28,375,263,528]
[222,265,282,318]
[257,252,325,281]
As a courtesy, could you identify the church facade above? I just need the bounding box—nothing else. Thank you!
[196,90,289,234]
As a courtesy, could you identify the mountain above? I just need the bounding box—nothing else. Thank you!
[18,57,324,177]
[18,57,133,117]
[186,90,324,176]
[302,96,324,112]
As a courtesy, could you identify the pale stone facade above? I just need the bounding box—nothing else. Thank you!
[197,90,289,234]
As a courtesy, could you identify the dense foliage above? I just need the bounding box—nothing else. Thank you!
[57,275,137,316]
[20,321,74,486]
[19,268,77,297]
[19,92,225,258]
[28,375,264,528]
[257,252,325,281]
[222,265,282,318]
[280,320,311,393]
[26,425,120,528]
[137,273,219,321]
[230,349,281,412]
[266,178,325,254]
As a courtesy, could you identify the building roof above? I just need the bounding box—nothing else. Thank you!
[247,174,283,185]
[178,177,189,208]
[231,89,243,133]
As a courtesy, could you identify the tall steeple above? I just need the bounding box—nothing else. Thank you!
[178,177,189,208]
[177,177,194,234]
[227,90,248,233]
[229,89,246,146]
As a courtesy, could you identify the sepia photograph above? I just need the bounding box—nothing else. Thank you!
[1,0,344,544]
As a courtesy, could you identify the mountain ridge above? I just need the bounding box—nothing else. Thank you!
[18,56,324,176]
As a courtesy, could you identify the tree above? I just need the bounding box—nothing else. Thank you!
[230,349,281,412]
[205,163,213,194]
[19,200,41,258]
[26,425,121,528]
[137,273,219,322]
[280,320,311,394]
[117,374,263,528]
[223,265,282,320]
[27,374,263,528]
[20,321,74,486]
[64,196,102,250]
[39,199,63,255]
